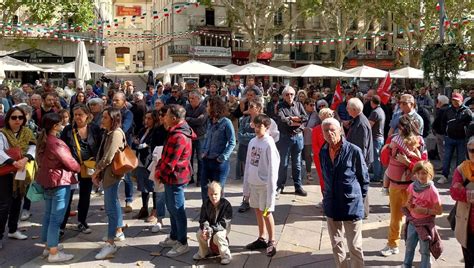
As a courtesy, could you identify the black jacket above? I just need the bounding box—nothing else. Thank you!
[185,103,208,138]
[441,105,473,139]
[60,124,103,163]
[199,198,233,233]
[432,104,449,135]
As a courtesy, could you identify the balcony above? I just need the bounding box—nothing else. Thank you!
[168,45,190,56]
[290,51,311,61]
[346,50,395,60]
[188,15,230,31]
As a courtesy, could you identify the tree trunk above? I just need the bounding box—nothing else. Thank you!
[409,51,421,68]
[335,43,346,69]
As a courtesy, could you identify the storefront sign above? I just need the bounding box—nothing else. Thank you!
[116,6,142,16]
[190,46,231,57]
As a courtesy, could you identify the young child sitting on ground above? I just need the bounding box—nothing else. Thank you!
[402,160,443,267]
[193,182,233,265]
[243,114,280,257]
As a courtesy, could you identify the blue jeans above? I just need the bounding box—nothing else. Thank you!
[123,172,134,203]
[201,158,230,202]
[42,185,70,248]
[104,181,123,240]
[372,137,384,182]
[191,137,204,183]
[155,191,166,218]
[277,134,304,190]
[442,136,467,178]
[164,184,187,245]
[403,222,430,268]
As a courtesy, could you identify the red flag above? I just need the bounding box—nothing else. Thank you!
[377,73,392,105]
[436,2,440,11]
[330,81,343,110]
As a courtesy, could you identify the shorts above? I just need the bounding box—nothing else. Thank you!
[249,184,275,212]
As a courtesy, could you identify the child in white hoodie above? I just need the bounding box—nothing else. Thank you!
[243,114,280,257]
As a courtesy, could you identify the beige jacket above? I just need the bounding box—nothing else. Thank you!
[96,128,125,188]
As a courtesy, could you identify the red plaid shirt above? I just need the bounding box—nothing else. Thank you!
[156,121,195,185]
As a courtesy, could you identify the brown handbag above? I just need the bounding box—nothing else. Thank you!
[112,132,138,176]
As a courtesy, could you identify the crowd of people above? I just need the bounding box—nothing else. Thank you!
[0,76,473,267]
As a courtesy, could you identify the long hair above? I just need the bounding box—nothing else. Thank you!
[104,107,122,131]
[208,96,228,120]
[4,106,27,130]
[398,115,420,138]
[36,113,61,158]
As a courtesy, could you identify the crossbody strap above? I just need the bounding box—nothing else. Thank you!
[72,130,83,164]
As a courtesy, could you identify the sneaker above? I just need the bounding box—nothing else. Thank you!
[124,203,133,213]
[220,253,232,265]
[77,223,92,234]
[245,237,268,250]
[437,176,448,184]
[276,187,284,198]
[166,242,189,257]
[380,246,399,257]
[151,222,163,233]
[381,188,389,196]
[48,251,74,263]
[295,188,308,197]
[159,237,178,248]
[95,243,117,260]
[193,252,206,261]
[42,244,64,258]
[266,240,277,257]
[20,209,31,221]
[134,207,149,219]
[8,231,27,240]
[102,232,125,242]
[238,201,250,213]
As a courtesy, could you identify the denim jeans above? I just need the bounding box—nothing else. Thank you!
[155,191,166,218]
[442,136,467,178]
[372,137,384,182]
[104,180,124,240]
[191,137,204,183]
[123,172,134,203]
[42,185,71,248]
[201,158,230,201]
[403,222,430,268]
[164,184,187,245]
[276,134,304,190]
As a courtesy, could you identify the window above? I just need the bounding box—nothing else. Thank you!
[205,9,215,26]
[274,34,283,53]
[366,40,373,51]
[274,10,283,26]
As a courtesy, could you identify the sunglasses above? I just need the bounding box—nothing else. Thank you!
[468,148,474,154]
[10,115,25,121]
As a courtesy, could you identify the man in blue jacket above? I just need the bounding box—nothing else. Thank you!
[320,117,369,268]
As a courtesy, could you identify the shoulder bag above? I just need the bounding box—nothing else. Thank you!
[0,147,22,176]
[112,130,138,176]
[26,180,44,202]
[448,178,471,231]
[73,130,96,178]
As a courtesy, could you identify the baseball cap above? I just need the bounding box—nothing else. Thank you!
[452,93,463,102]
[186,79,195,84]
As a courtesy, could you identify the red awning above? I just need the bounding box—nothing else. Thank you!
[232,51,273,60]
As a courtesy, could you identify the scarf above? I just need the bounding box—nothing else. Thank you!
[1,127,36,196]
[459,160,474,182]
[412,179,433,193]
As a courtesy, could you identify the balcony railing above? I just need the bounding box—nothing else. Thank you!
[168,45,190,55]
[346,50,395,59]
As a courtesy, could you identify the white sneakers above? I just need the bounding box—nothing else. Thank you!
[42,244,64,258]
[159,237,178,248]
[20,210,31,221]
[166,242,189,257]
[437,176,448,184]
[380,246,399,257]
[193,252,205,260]
[151,222,162,233]
[95,243,117,260]
[193,252,232,265]
[102,232,125,242]
[8,231,27,240]
[48,251,74,263]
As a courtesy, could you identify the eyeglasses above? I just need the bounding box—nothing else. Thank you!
[285,93,295,96]
[468,148,474,154]
[10,115,25,121]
